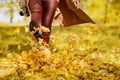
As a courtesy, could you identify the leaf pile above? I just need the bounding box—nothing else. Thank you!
[0,25,120,80]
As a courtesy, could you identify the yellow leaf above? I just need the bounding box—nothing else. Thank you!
[14,27,20,33]
[17,45,21,50]
[21,51,28,61]
[0,34,2,39]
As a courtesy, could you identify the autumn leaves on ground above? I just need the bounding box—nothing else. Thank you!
[0,24,120,80]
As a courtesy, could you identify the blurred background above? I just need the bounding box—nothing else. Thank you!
[0,0,30,26]
[0,0,120,79]
[0,0,120,25]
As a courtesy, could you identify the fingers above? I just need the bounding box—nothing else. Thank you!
[19,1,26,8]
[72,0,80,9]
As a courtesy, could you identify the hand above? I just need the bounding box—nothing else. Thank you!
[72,0,80,8]
[19,1,26,8]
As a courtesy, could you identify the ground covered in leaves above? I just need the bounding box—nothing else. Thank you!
[0,24,120,80]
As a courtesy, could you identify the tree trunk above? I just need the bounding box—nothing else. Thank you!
[10,8,13,23]
[104,0,109,23]
[10,0,14,23]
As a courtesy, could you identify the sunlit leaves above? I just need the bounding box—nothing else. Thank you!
[0,25,120,79]
[81,0,120,24]
[14,27,21,33]
[0,34,2,39]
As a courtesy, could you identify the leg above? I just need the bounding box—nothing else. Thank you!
[29,0,43,41]
[42,0,58,43]
[29,0,42,25]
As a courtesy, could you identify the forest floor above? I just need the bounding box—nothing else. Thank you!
[0,24,120,80]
